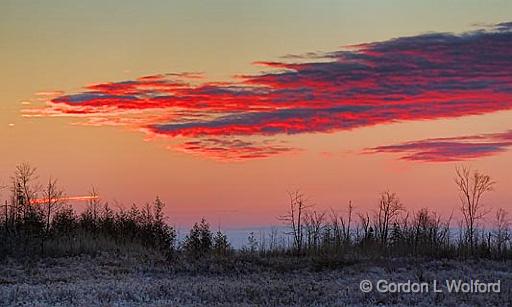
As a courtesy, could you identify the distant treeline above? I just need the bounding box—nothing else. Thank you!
[0,163,510,260]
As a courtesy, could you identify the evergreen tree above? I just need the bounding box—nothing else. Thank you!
[213,230,231,256]
[184,218,212,258]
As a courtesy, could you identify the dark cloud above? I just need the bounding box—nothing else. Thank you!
[174,138,297,160]
[366,131,512,162]
[24,22,512,160]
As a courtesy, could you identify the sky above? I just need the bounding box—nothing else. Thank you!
[1,0,511,228]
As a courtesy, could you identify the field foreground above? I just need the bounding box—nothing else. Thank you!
[0,254,511,306]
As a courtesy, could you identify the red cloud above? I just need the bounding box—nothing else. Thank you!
[23,23,512,160]
[30,195,99,205]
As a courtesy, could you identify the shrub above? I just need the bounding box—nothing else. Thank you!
[183,218,213,258]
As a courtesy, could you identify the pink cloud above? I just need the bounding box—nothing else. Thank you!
[366,130,512,162]
[23,22,512,160]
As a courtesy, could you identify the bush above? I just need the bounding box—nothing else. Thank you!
[0,196,176,259]
[183,218,213,258]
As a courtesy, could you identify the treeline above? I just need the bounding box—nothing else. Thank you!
[0,163,237,260]
[0,163,176,258]
[270,191,510,259]
[0,163,511,261]
[268,166,511,259]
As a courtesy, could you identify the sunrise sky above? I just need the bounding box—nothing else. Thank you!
[1,0,511,228]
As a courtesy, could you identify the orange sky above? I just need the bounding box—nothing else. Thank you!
[1,1,511,228]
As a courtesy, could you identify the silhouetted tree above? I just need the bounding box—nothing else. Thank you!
[51,206,76,236]
[304,210,325,252]
[279,191,311,254]
[42,177,65,233]
[150,197,176,252]
[184,218,212,258]
[375,191,403,246]
[213,230,231,256]
[455,166,494,251]
[13,163,40,218]
[494,208,510,254]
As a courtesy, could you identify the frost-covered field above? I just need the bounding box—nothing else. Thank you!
[0,254,511,306]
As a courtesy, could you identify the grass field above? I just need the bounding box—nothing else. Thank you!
[1,253,510,306]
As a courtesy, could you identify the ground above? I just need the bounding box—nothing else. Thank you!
[0,253,510,306]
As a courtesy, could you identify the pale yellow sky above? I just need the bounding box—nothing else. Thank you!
[1,0,511,227]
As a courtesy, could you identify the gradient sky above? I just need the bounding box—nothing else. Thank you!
[1,0,511,228]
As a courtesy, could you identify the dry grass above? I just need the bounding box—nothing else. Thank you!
[0,254,511,306]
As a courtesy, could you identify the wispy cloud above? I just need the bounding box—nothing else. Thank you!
[173,138,298,161]
[366,130,512,162]
[23,23,512,160]
[30,195,99,205]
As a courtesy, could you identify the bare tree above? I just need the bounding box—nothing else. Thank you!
[358,212,371,240]
[411,208,449,253]
[42,177,65,232]
[340,201,354,242]
[455,166,494,251]
[279,190,311,254]
[375,191,403,246]
[6,163,41,227]
[88,186,101,221]
[8,179,20,225]
[494,208,510,254]
[304,210,325,251]
[0,183,7,229]
[13,163,40,209]
[329,202,354,248]
[329,209,342,248]
[268,226,279,252]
